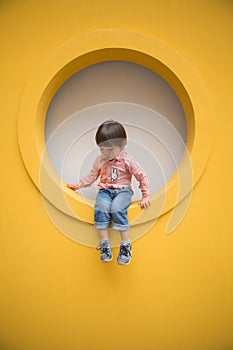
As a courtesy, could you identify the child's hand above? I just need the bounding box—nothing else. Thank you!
[66,183,79,191]
[138,197,151,210]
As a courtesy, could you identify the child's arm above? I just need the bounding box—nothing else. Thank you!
[128,160,151,210]
[67,159,100,191]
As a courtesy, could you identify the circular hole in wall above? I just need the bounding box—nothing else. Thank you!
[45,61,187,201]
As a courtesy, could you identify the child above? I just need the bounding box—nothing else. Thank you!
[67,120,150,265]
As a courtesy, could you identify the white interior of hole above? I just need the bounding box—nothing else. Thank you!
[45,61,187,201]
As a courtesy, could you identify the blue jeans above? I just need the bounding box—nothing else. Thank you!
[94,188,133,231]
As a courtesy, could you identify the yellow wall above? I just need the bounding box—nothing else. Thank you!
[1,1,233,349]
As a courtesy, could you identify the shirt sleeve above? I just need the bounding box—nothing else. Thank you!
[75,157,100,189]
[127,160,150,198]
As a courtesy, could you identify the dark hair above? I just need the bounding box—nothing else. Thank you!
[95,120,127,147]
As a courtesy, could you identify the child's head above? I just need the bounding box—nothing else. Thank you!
[95,120,127,148]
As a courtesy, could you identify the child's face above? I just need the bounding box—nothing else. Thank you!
[99,145,122,160]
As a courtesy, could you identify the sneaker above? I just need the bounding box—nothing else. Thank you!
[96,240,113,262]
[117,242,132,265]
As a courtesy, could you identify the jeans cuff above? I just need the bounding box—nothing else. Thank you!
[112,223,130,231]
[94,221,110,229]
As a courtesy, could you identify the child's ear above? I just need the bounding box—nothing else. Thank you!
[122,139,127,147]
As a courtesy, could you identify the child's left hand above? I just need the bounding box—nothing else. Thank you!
[138,197,151,210]
[66,183,79,191]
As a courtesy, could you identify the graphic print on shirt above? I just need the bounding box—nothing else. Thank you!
[110,167,118,182]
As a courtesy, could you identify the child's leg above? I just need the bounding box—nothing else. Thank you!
[94,189,112,232]
[119,230,130,242]
[110,188,133,232]
[110,189,133,265]
[98,229,109,240]
[94,190,113,262]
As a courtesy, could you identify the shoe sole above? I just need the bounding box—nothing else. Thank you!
[117,259,131,266]
[101,257,113,263]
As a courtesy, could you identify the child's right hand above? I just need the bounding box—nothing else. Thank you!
[66,183,79,191]
[138,197,151,210]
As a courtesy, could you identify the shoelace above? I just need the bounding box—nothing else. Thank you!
[119,245,131,257]
[96,243,111,257]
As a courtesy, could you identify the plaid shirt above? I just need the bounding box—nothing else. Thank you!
[76,148,150,198]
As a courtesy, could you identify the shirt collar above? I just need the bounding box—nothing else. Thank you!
[115,147,127,160]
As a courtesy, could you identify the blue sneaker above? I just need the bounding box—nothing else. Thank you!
[117,242,132,265]
[97,240,113,262]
